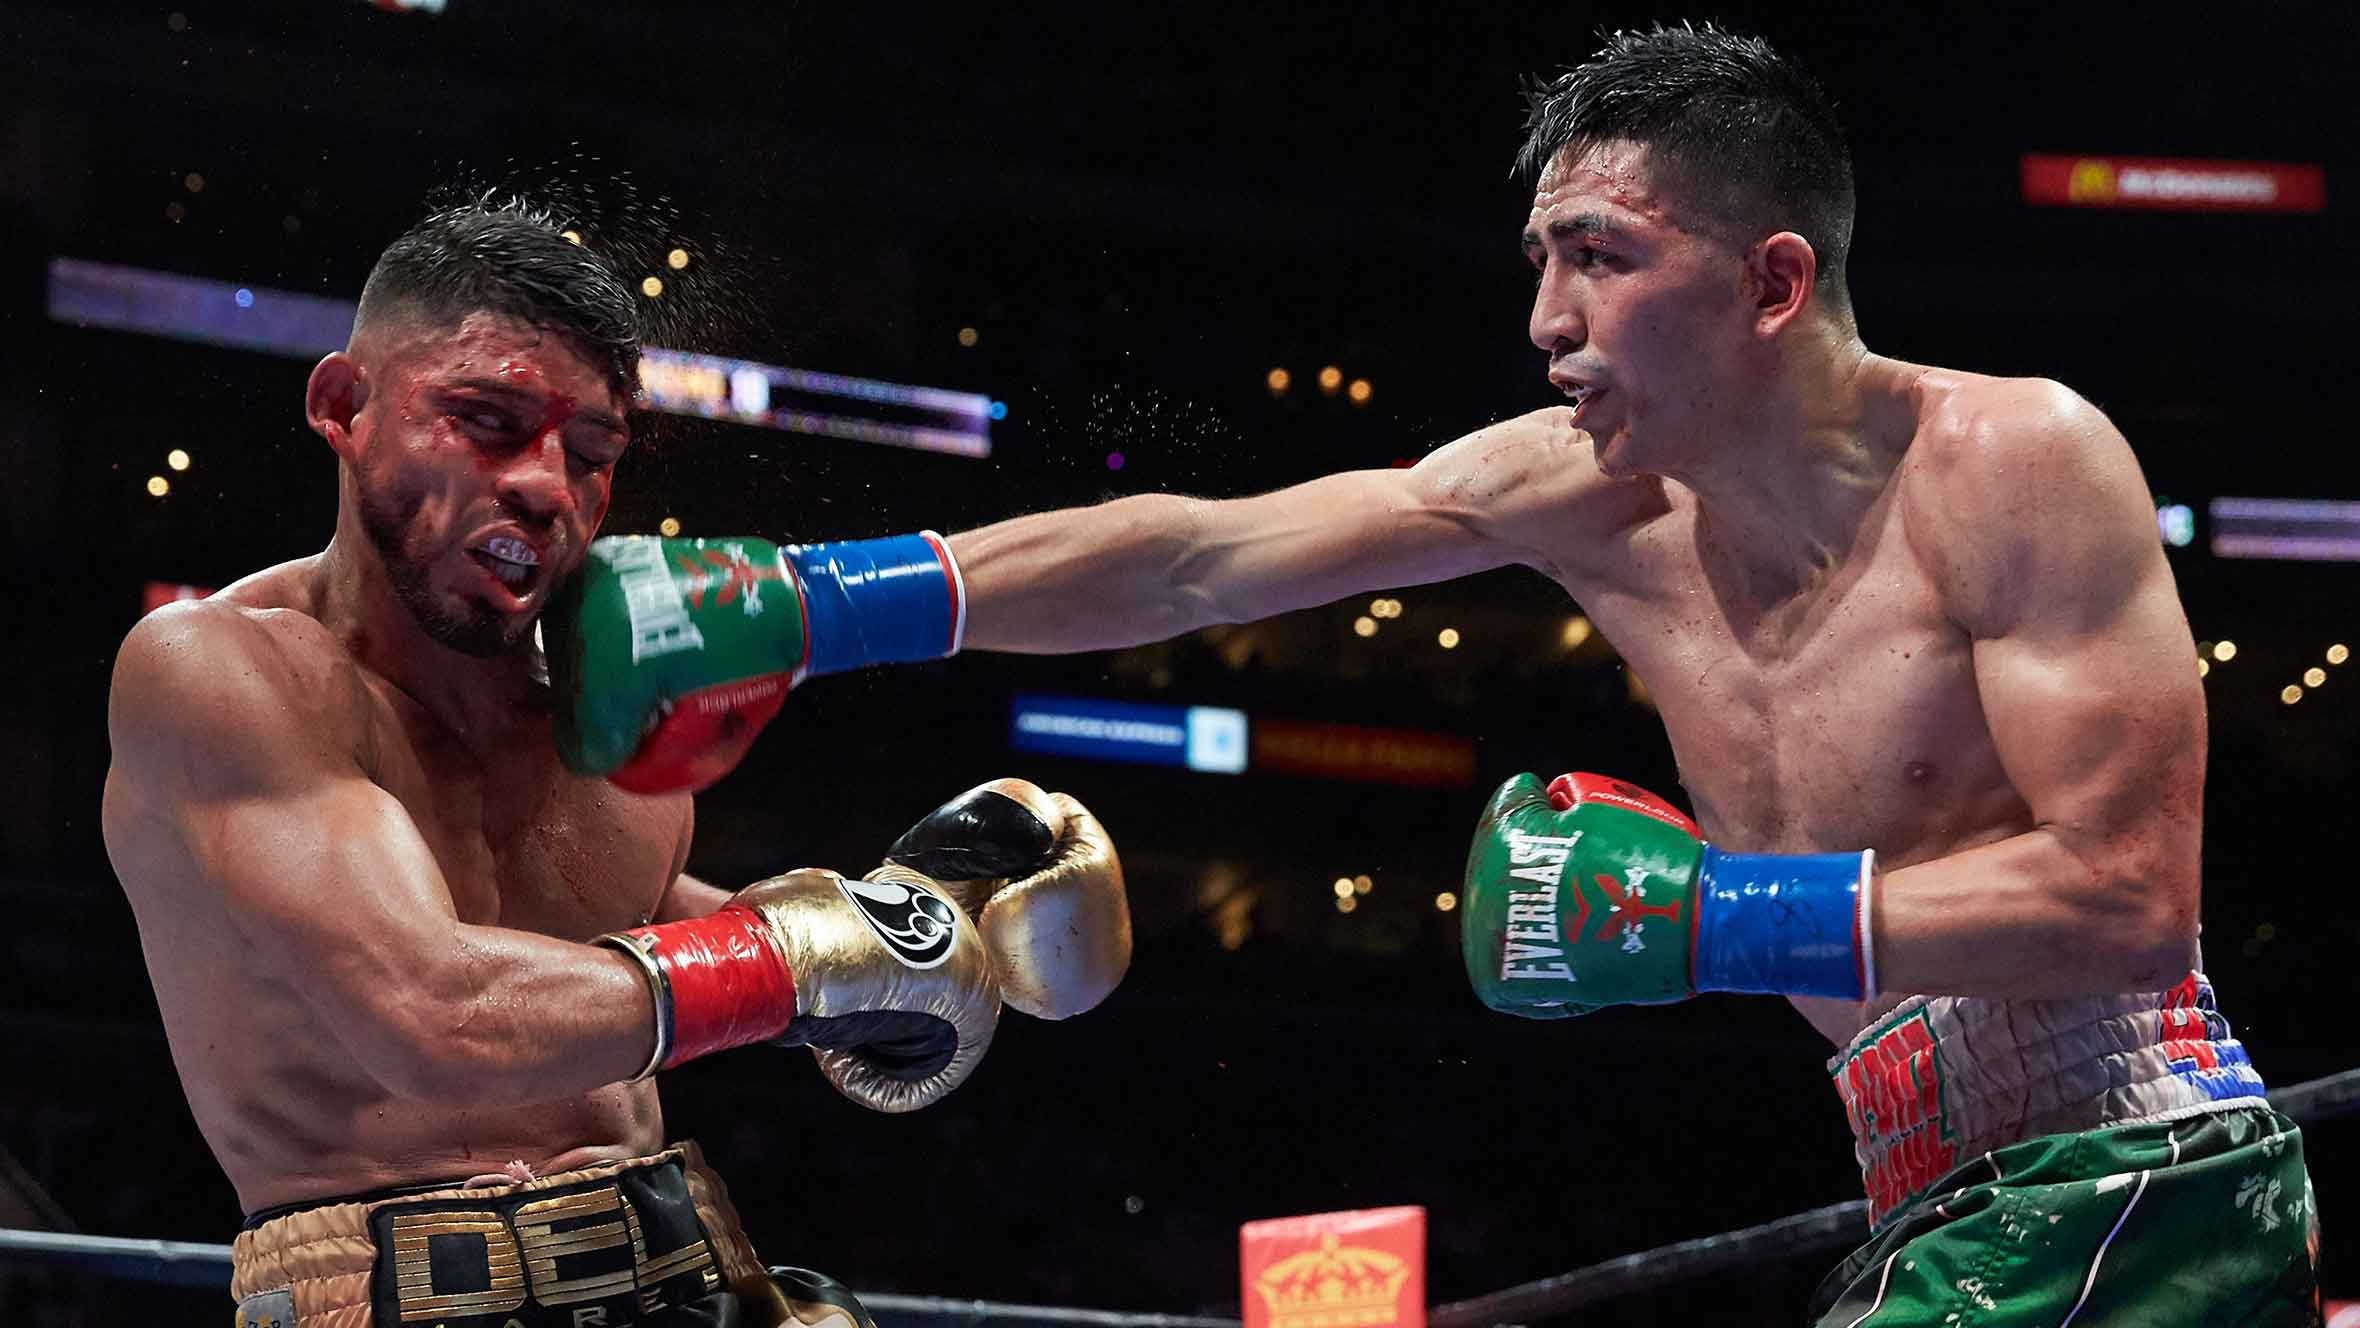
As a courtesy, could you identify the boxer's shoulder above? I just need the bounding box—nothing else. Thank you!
[1898,374,2129,530]
[1417,405,1668,573]
[111,593,367,784]
[1896,371,2150,618]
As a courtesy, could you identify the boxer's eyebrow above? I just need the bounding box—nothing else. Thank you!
[1522,213,1612,255]
[448,378,627,439]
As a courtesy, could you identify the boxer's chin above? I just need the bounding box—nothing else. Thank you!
[407,583,522,659]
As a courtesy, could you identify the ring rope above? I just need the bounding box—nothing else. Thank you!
[5,1067,2355,1326]
[1429,1065,2360,1326]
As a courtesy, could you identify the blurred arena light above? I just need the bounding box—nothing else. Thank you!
[1347,378,1373,405]
[1317,365,1343,394]
[49,258,995,458]
[2210,497,2360,562]
[666,248,690,270]
[145,476,169,498]
[1437,628,1460,649]
[1561,615,1592,648]
[2155,501,2194,547]
[2331,644,2350,666]
[1352,616,1377,637]
[639,275,664,298]
[2213,640,2238,662]
[2281,685,2303,705]
[1265,367,1291,395]
[166,449,190,472]
[2304,668,2327,688]
[657,517,682,538]
[1434,891,1457,912]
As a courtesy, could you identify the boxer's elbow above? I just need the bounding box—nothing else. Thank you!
[1160,495,1255,629]
[361,971,535,1105]
[2069,847,2199,990]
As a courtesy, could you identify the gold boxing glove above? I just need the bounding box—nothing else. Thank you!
[884,779,1130,1020]
[597,864,1000,1113]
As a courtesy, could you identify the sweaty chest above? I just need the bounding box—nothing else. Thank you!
[365,699,678,937]
[1589,525,2021,857]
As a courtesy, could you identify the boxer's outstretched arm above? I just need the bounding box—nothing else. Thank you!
[103,605,659,1105]
[1874,382,2203,997]
[953,406,1619,653]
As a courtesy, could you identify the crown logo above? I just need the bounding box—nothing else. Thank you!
[1252,1233,1409,1328]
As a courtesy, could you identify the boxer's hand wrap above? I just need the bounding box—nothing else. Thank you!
[546,532,963,794]
[598,865,999,1112]
[1461,771,1873,1017]
[886,779,1131,1020]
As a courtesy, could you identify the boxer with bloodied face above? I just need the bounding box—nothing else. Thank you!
[100,198,1128,1328]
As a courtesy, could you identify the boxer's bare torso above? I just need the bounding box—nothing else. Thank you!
[1520,364,2107,1044]
[104,557,685,1214]
[959,356,2204,1049]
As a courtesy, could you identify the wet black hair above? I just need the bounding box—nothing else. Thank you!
[1517,21,1855,311]
[353,191,641,398]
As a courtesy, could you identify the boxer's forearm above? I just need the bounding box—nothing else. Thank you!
[950,493,1229,653]
[952,470,1503,654]
[357,927,659,1105]
[1873,828,2194,998]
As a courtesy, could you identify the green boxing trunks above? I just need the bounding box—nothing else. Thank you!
[1808,1106,2317,1325]
[1812,974,2319,1325]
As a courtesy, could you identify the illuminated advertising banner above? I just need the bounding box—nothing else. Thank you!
[1249,717,1476,788]
[49,259,993,457]
[2210,497,2360,562]
[2020,154,2325,214]
[1006,695,1475,786]
[1009,694,1247,774]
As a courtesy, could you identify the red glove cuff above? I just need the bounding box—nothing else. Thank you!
[614,904,799,1070]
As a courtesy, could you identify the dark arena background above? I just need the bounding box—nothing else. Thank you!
[2,3,2355,1323]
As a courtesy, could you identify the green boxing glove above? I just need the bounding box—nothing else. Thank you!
[1461,772,1875,1017]
[544,532,964,793]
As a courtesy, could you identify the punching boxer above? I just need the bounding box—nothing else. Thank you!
[99,197,1129,1328]
[690,24,2302,1324]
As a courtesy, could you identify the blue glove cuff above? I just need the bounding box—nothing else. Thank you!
[1692,847,1876,1000]
[784,532,966,680]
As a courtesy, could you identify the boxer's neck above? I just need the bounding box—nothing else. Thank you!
[313,512,549,751]
[1673,338,1916,602]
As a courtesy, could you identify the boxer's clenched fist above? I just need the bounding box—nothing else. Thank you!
[1462,771,1876,1016]
[886,779,1130,1020]
[546,532,963,794]
[600,863,1000,1113]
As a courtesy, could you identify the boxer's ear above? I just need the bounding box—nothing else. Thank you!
[305,352,369,456]
[1746,231,1817,339]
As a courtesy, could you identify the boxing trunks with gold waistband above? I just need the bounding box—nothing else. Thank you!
[229,1141,873,1328]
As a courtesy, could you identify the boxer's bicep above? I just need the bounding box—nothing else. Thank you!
[1886,384,2202,990]
[107,610,479,1061]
